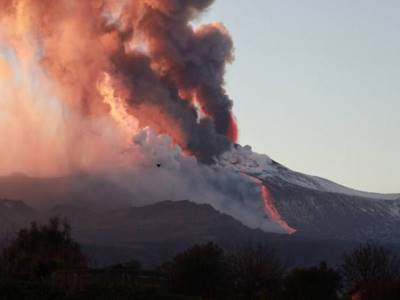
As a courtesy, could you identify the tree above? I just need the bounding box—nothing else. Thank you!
[228,243,284,300]
[0,217,87,280]
[340,243,400,292]
[282,262,341,300]
[166,242,229,299]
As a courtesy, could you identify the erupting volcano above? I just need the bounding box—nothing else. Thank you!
[0,0,295,234]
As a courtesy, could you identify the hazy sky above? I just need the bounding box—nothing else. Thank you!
[197,0,400,193]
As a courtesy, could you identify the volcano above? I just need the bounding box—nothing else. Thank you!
[0,144,399,245]
[0,0,399,268]
[0,149,399,268]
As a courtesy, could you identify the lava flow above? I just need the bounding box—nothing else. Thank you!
[249,176,296,234]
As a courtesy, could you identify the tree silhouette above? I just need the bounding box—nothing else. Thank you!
[340,243,400,292]
[166,242,229,299]
[228,243,284,300]
[282,262,341,300]
[0,217,86,280]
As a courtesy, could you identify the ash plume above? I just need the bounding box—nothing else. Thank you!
[0,1,294,234]
[0,0,236,164]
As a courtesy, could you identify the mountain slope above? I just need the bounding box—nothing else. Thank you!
[0,146,399,244]
[0,199,360,268]
[219,145,399,200]
[0,173,134,209]
[219,145,400,242]
[266,176,400,242]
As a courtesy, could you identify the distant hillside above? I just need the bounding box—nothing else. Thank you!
[0,173,134,209]
[2,172,399,245]
[0,198,361,268]
[0,199,39,238]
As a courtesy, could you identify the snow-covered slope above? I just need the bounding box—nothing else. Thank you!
[218,145,399,201]
[219,145,400,242]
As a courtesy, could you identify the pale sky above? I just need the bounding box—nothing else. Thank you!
[198,0,400,193]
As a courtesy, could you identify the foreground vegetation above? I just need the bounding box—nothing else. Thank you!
[0,219,399,300]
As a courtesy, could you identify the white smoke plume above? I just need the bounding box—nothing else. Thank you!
[92,129,287,233]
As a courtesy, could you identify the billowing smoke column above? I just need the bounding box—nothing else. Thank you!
[0,0,236,163]
[0,0,295,234]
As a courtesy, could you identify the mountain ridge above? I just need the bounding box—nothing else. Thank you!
[0,147,399,244]
[0,198,369,268]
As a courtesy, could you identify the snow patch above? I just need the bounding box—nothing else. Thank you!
[218,145,399,201]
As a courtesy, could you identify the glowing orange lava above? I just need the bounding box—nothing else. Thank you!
[249,175,296,234]
[227,112,238,143]
[97,72,139,142]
